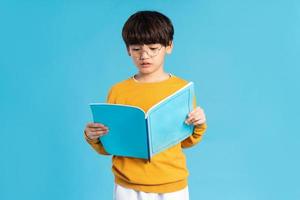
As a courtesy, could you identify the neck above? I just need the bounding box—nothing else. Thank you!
[134,70,171,83]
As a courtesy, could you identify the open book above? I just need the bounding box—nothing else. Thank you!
[90,82,195,160]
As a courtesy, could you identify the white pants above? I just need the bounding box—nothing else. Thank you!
[113,183,189,200]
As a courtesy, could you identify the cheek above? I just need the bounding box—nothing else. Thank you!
[157,52,167,62]
[131,58,140,65]
[132,59,139,64]
[152,53,165,64]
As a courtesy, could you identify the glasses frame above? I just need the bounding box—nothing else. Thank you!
[129,44,163,59]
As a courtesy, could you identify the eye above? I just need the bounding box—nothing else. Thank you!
[132,48,141,51]
[150,48,158,50]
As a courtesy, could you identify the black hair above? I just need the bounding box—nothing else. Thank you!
[122,10,174,48]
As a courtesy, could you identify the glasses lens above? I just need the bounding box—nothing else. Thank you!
[130,45,162,58]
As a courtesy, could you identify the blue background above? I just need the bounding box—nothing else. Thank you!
[1,1,299,199]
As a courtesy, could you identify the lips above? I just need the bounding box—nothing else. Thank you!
[140,62,152,67]
[141,62,151,65]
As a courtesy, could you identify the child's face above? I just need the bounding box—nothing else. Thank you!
[127,42,173,75]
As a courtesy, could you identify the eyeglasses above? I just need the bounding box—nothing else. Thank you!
[129,44,163,58]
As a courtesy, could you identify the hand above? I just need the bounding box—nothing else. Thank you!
[84,123,109,142]
[185,106,206,126]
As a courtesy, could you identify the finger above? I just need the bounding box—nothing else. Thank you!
[88,132,107,138]
[199,115,206,122]
[88,130,108,137]
[188,107,203,117]
[95,130,108,136]
[187,112,200,121]
[89,135,102,140]
[185,116,196,124]
[86,131,97,137]
[91,123,106,128]
[86,127,107,134]
[87,134,99,140]
[187,116,200,124]
[193,118,206,126]
[189,112,206,122]
[92,127,109,131]
[87,122,101,127]
[193,110,206,119]
[88,123,107,128]
[187,112,197,119]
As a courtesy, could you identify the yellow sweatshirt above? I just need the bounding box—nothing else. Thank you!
[85,74,207,193]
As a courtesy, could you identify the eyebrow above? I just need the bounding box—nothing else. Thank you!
[131,44,160,47]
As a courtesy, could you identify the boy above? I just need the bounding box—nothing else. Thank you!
[84,10,207,200]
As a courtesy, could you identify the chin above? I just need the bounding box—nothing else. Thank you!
[139,67,153,72]
[137,64,160,74]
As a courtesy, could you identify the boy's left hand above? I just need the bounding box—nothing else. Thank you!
[185,106,206,127]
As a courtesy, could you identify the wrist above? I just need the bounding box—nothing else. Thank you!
[195,123,206,128]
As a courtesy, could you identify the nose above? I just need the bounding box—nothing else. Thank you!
[139,51,150,60]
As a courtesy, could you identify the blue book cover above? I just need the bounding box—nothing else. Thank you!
[89,82,195,160]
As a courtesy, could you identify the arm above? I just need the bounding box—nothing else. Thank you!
[181,123,207,148]
[181,95,208,148]
[84,86,117,155]
[84,130,110,155]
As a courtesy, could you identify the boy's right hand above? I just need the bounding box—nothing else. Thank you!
[84,123,109,142]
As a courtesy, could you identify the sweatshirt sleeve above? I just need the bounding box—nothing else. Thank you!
[181,95,208,149]
[84,86,117,155]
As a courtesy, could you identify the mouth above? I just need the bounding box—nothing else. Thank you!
[141,62,152,67]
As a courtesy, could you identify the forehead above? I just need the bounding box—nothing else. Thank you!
[129,43,161,47]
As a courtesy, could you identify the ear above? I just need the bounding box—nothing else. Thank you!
[165,41,173,54]
[127,46,131,56]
